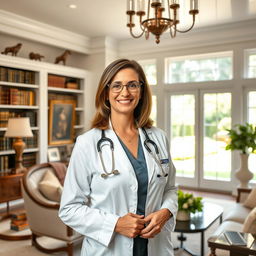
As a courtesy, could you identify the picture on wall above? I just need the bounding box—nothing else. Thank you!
[48,99,76,145]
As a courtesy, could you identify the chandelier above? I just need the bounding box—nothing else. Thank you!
[126,0,199,44]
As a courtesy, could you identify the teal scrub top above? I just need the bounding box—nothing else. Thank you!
[118,136,148,256]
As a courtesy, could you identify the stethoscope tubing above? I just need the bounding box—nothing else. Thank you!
[97,128,168,178]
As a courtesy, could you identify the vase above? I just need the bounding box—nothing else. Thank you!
[176,210,190,221]
[235,153,254,188]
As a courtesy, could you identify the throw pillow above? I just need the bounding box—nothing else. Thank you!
[243,207,256,234]
[243,188,256,209]
[38,170,63,202]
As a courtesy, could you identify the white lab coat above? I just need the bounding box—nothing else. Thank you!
[59,126,177,256]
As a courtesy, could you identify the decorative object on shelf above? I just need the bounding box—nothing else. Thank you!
[126,0,199,44]
[48,100,76,146]
[1,43,22,56]
[226,123,256,188]
[47,147,61,162]
[54,50,71,65]
[177,189,203,221]
[4,117,33,174]
[29,52,44,61]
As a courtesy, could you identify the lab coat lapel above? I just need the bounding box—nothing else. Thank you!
[138,127,155,184]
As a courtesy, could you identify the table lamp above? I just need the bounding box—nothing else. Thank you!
[4,117,33,174]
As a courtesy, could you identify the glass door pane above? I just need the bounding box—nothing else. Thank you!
[170,94,195,178]
[248,91,256,182]
[203,93,231,181]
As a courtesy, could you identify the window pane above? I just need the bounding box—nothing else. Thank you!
[166,52,233,83]
[203,93,231,181]
[138,59,157,85]
[248,91,256,181]
[150,95,157,126]
[249,54,256,78]
[170,95,195,177]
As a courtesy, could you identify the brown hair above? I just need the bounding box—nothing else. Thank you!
[91,59,153,130]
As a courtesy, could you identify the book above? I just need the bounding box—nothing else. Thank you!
[10,222,29,231]
[10,211,27,221]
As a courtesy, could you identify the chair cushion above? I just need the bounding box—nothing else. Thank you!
[243,207,256,234]
[223,203,251,224]
[243,188,256,209]
[38,170,63,202]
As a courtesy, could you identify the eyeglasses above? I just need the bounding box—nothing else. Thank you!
[107,81,142,93]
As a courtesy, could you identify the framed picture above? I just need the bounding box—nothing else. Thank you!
[47,147,61,162]
[48,99,76,145]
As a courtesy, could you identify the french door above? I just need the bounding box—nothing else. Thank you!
[168,89,232,191]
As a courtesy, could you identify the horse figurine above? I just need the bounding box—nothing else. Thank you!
[1,43,22,56]
[54,50,71,65]
[29,52,44,61]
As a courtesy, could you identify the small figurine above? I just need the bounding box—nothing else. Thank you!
[54,50,71,65]
[1,43,22,56]
[29,52,44,61]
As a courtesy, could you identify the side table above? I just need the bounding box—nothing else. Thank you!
[208,232,256,256]
[0,173,31,240]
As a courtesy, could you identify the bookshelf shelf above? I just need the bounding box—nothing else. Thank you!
[0,148,39,156]
[0,126,39,132]
[48,87,83,94]
[0,81,39,89]
[0,105,39,109]
[74,125,84,129]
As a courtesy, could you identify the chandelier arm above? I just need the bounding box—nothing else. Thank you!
[175,16,196,33]
[129,27,146,39]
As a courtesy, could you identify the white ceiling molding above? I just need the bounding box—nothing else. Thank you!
[118,19,256,57]
[0,10,90,54]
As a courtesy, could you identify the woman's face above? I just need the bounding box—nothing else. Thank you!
[108,68,141,117]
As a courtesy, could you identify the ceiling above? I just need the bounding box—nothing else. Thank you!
[0,0,256,40]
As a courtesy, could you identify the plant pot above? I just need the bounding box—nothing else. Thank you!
[235,153,254,188]
[176,210,190,221]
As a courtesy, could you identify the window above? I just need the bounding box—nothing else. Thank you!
[170,94,195,177]
[248,91,256,181]
[166,51,233,83]
[138,59,157,85]
[245,49,256,78]
[203,92,232,181]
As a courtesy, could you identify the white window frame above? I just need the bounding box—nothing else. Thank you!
[165,51,233,84]
[244,49,256,79]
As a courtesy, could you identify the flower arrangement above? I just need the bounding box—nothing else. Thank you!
[178,190,203,213]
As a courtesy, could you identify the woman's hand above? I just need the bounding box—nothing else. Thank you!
[140,208,171,238]
[115,213,146,238]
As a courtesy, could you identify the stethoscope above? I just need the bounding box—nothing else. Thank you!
[97,128,168,179]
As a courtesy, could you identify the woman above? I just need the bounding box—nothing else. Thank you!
[59,59,177,256]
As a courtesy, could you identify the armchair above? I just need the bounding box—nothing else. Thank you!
[22,163,83,256]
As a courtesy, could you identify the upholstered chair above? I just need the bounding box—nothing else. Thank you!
[22,163,83,256]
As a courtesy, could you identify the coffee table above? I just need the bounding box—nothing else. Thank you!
[174,202,223,256]
[208,232,256,256]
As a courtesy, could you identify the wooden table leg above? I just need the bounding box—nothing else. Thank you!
[209,247,216,256]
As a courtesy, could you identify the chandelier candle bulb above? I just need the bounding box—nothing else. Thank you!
[137,0,145,11]
[127,0,135,11]
[190,0,198,10]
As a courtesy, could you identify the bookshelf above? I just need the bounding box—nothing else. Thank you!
[0,54,87,174]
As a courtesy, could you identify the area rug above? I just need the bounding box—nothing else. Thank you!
[0,197,235,256]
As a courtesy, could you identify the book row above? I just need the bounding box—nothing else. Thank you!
[0,66,36,84]
[0,86,35,105]
[0,153,36,173]
[48,74,80,89]
[0,134,38,151]
[0,110,37,127]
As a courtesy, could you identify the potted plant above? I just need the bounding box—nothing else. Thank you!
[225,123,256,187]
[177,190,203,221]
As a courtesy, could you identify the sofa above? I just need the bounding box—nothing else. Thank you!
[208,187,256,255]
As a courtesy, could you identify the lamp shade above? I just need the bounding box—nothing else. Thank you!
[4,117,33,138]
